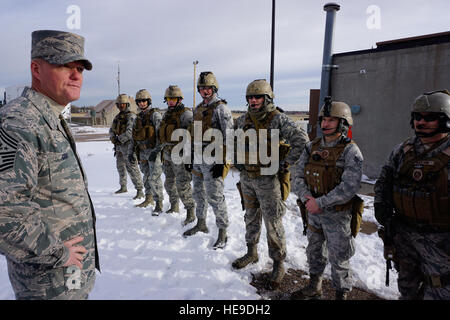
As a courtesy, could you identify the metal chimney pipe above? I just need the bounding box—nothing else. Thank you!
[316,2,340,137]
[270,0,276,90]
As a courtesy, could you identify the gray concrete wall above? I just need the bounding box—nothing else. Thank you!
[330,42,450,178]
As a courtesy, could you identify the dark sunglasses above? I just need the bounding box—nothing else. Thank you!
[413,113,440,122]
[247,95,264,100]
[135,99,148,103]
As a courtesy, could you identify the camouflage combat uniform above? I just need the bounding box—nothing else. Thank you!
[0,88,99,299]
[235,104,309,261]
[109,105,144,192]
[375,135,450,299]
[128,106,164,204]
[293,135,363,293]
[158,103,195,211]
[191,94,233,231]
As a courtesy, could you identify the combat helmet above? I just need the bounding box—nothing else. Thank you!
[197,71,219,92]
[318,96,353,135]
[410,90,450,135]
[135,89,152,106]
[116,93,130,109]
[164,85,183,102]
[245,79,275,112]
[246,79,274,100]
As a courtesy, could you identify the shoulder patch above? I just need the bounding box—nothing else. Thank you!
[0,127,19,172]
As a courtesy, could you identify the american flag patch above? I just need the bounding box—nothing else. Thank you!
[0,127,18,172]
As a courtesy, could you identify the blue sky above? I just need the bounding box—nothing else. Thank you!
[0,0,449,110]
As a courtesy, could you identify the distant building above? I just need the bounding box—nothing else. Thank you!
[324,31,450,179]
[91,95,139,126]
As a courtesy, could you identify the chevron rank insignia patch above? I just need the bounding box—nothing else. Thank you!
[0,127,18,172]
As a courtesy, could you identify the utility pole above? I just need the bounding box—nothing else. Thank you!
[117,61,121,96]
[270,0,276,90]
[193,60,199,108]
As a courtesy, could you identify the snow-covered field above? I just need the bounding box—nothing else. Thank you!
[0,126,400,300]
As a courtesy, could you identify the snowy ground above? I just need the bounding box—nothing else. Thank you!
[0,125,400,300]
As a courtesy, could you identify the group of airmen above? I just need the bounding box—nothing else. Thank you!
[107,62,450,300]
[0,29,448,300]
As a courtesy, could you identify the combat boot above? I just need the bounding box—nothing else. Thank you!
[133,189,144,200]
[166,202,179,214]
[265,260,285,290]
[152,201,163,216]
[136,194,154,207]
[291,274,323,300]
[232,244,258,269]
[182,207,195,226]
[212,229,227,250]
[183,218,209,237]
[115,186,127,194]
[335,290,348,300]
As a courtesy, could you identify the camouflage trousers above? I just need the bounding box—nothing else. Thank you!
[115,150,143,190]
[162,158,195,210]
[240,172,286,261]
[8,259,95,300]
[306,208,355,292]
[393,223,450,300]
[192,163,228,229]
[139,149,164,203]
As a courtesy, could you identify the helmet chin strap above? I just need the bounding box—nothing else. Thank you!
[321,119,347,136]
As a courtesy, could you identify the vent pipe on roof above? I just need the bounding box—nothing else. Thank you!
[317,2,340,137]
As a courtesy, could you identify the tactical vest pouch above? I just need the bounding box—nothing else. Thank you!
[113,112,129,136]
[304,163,330,196]
[159,123,176,144]
[222,163,231,180]
[278,170,290,201]
[393,143,450,227]
[159,107,188,145]
[147,126,156,148]
[133,119,146,141]
[350,195,364,237]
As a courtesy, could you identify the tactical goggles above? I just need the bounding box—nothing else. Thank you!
[246,95,265,100]
[166,97,178,103]
[135,99,148,104]
[413,113,440,122]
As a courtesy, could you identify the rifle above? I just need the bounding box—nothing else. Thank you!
[378,214,396,286]
[236,182,245,211]
[297,199,308,236]
[148,143,168,161]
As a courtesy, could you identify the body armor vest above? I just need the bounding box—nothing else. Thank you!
[242,109,290,177]
[392,139,450,228]
[112,111,131,136]
[158,106,190,145]
[190,99,226,137]
[304,137,353,210]
[132,108,158,150]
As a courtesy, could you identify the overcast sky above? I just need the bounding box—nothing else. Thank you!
[0,0,449,110]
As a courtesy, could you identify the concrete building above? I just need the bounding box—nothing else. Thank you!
[328,31,450,178]
[71,95,139,126]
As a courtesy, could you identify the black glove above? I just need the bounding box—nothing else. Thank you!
[128,154,136,164]
[185,164,192,172]
[234,164,245,172]
[111,135,121,146]
[211,163,224,179]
